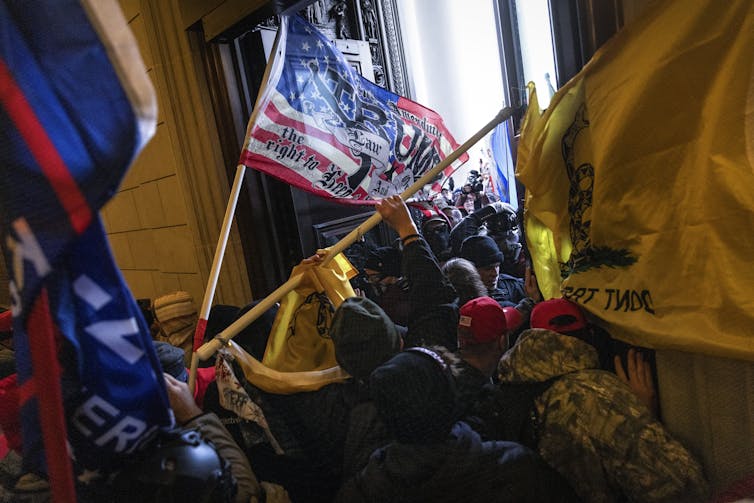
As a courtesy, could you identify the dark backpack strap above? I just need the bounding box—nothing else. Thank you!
[469,378,557,449]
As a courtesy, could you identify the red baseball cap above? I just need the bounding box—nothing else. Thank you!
[530,298,586,333]
[502,306,523,333]
[458,296,508,348]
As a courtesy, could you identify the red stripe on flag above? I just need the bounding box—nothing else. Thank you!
[262,101,357,160]
[0,59,92,235]
[395,96,458,146]
[26,289,76,501]
[247,127,334,175]
[394,97,442,121]
[193,318,208,352]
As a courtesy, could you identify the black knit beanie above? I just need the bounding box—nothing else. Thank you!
[370,348,459,444]
[364,246,402,278]
[459,235,504,267]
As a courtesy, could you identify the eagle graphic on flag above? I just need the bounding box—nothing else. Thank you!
[0,0,173,493]
[240,15,466,203]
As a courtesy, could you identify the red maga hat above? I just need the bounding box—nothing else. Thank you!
[458,296,514,348]
[530,298,586,333]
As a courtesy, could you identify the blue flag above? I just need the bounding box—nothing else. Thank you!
[490,121,518,210]
[0,0,173,482]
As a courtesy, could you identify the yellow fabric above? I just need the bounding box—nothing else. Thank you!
[517,0,754,361]
[226,341,349,395]
[519,83,570,300]
[262,252,357,372]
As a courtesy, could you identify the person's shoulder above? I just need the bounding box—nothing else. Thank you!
[498,273,523,281]
[545,369,656,429]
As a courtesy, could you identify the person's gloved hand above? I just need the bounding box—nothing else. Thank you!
[469,201,517,224]
[486,201,516,217]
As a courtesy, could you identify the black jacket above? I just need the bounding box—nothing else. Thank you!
[402,237,459,350]
[335,421,578,503]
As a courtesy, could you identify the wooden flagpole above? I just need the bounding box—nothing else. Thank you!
[195,107,515,362]
[188,23,286,390]
[321,107,515,265]
[188,164,246,392]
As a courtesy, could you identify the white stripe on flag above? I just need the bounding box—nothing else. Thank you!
[253,90,362,175]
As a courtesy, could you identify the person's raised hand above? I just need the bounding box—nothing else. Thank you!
[301,250,326,266]
[615,348,658,416]
[376,195,418,238]
[524,265,542,302]
[164,372,202,424]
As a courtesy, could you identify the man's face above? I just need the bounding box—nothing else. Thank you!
[423,220,451,260]
[364,268,390,295]
[476,263,500,290]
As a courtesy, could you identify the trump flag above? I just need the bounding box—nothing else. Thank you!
[518,0,754,361]
[0,0,173,491]
[240,15,466,203]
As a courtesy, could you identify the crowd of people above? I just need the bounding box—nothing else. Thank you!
[0,195,711,502]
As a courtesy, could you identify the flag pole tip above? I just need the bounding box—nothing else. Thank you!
[496,107,515,122]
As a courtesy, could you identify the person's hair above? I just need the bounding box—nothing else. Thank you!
[442,258,487,305]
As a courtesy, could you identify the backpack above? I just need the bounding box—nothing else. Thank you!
[467,378,557,449]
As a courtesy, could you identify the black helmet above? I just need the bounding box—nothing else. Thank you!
[484,203,519,236]
[111,428,236,503]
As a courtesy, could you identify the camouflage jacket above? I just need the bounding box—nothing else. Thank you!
[498,329,708,503]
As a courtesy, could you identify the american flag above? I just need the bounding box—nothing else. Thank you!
[240,15,466,203]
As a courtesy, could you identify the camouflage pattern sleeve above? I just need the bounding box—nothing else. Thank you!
[595,373,709,502]
[535,370,708,502]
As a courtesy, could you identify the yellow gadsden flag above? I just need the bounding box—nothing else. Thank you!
[262,252,357,372]
[518,0,754,361]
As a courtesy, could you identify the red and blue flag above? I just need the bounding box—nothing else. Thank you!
[0,0,173,493]
[241,15,466,203]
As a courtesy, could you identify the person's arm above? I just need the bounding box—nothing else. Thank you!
[449,201,515,255]
[590,374,707,502]
[448,205,486,255]
[165,373,262,503]
[376,196,458,348]
[504,266,541,327]
[375,196,452,299]
[374,195,420,244]
[523,265,542,303]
